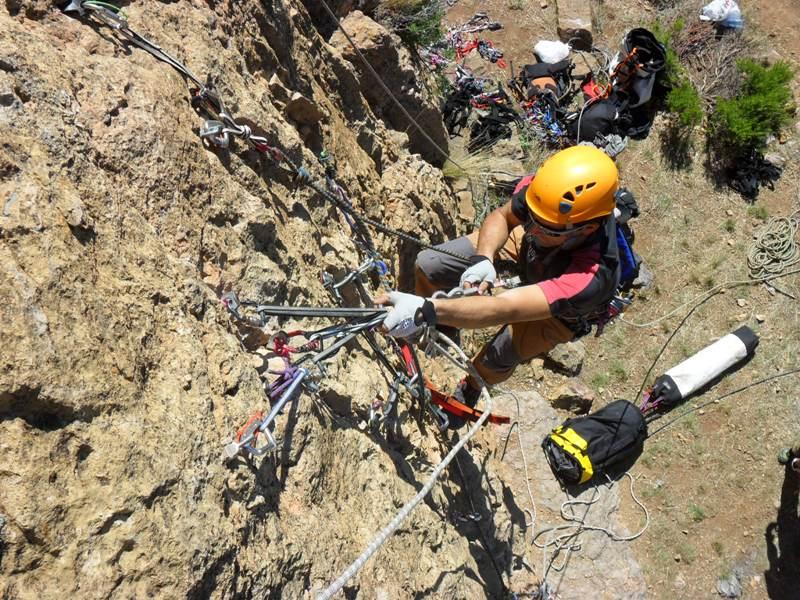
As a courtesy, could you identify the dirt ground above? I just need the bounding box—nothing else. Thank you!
[443,0,800,598]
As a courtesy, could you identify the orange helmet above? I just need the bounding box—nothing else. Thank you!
[525,146,619,227]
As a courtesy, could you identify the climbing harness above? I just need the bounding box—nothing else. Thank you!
[441,65,488,137]
[455,39,507,69]
[467,86,521,153]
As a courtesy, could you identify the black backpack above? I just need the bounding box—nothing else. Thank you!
[542,400,647,487]
[567,92,633,142]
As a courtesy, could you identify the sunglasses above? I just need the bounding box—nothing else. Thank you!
[525,216,595,239]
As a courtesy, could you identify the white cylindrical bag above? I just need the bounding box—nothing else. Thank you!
[651,326,759,406]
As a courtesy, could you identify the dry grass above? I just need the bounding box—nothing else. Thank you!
[580,119,800,598]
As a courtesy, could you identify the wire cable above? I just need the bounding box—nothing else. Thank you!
[647,367,800,437]
[620,267,800,328]
[318,0,468,173]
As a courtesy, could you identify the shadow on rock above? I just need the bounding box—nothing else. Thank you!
[765,463,800,598]
[438,445,525,599]
[412,566,480,599]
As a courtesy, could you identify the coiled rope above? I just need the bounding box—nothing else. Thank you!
[623,209,799,329]
[317,335,491,599]
[747,212,799,279]
[532,473,650,589]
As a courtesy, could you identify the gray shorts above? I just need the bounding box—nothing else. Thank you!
[415,236,478,290]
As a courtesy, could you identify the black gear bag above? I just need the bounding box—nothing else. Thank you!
[542,400,647,487]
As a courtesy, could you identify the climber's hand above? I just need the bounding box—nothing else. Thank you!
[376,291,432,339]
[460,255,496,294]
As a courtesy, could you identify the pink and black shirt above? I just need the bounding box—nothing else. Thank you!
[510,175,621,324]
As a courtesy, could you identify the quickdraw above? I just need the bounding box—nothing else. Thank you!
[64,0,510,453]
[63,0,472,265]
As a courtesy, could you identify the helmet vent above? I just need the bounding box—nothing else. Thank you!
[562,191,575,202]
[586,182,597,189]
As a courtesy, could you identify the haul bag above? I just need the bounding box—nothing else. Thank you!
[651,326,759,407]
[542,400,647,486]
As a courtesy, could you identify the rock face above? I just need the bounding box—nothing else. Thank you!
[545,340,586,376]
[0,1,472,597]
[490,391,648,599]
[547,380,595,414]
[330,11,449,167]
[0,2,644,598]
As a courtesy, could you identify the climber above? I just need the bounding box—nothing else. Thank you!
[378,145,622,426]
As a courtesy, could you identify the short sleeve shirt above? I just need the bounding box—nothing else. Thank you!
[510,174,620,320]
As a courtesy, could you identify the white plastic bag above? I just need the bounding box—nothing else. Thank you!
[699,0,741,23]
[533,40,570,64]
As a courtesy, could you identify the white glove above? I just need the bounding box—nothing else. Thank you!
[459,255,496,289]
[382,291,433,339]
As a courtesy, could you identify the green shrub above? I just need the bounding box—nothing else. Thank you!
[667,81,704,128]
[652,19,684,86]
[747,204,769,220]
[383,1,443,47]
[653,19,704,129]
[712,60,794,153]
[689,503,707,522]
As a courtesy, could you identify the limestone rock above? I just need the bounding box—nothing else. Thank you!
[556,0,593,49]
[544,341,586,375]
[286,91,326,125]
[330,11,448,166]
[0,2,473,597]
[547,380,595,414]
[633,261,655,289]
[489,390,647,597]
[717,569,743,598]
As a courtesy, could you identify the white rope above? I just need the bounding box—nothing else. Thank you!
[496,387,537,536]
[317,340,492,599]
[533,473,650,573]
[620,267,800,328]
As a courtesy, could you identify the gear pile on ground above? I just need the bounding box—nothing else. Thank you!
[431,16,676,156]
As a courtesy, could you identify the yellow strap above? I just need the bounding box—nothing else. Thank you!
[555,426,589,451]
[550,428,594,484]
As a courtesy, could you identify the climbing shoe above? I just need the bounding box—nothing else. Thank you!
[778,448,793,465]
[447,378,481,430]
